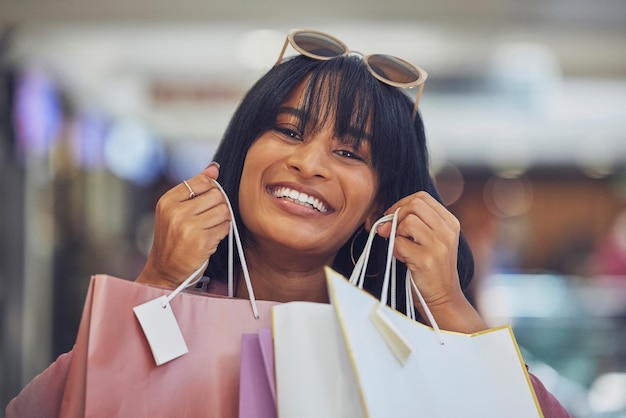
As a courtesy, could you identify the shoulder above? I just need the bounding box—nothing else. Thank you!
[6,350,74,418]
[528,370,572,417]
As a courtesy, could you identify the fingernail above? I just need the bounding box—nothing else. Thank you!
[207,161,220,170]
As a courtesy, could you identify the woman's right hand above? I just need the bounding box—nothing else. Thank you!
[135,162,231,288]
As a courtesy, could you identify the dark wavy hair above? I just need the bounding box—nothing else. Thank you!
[206,54,474,312]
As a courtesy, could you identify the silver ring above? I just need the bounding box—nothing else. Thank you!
[182,180,196,199]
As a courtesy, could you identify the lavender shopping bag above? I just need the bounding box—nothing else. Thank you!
[238,328,277,418]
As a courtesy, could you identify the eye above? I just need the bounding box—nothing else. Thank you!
[334,149,365,162]
[275,126,303,141]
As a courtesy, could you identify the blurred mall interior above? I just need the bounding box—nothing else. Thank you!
[1,0,626,416]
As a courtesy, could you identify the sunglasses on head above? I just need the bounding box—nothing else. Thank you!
[275,29,428,118]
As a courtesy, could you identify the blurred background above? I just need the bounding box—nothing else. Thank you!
[1,0,626,416]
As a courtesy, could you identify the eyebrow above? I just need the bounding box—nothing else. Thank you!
[277,106,305,118]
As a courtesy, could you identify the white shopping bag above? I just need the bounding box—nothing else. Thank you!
[326,211,543,418]
[272,302,365,418]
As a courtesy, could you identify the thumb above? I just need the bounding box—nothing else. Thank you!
[202,161,221,181]
[375,221,392,239]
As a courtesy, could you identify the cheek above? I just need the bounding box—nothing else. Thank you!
[240,141,266,186]
[346,171,379,216]
[237,170,259,233]
[238,155,259,210]
[359,170,378,199]
[238,142,276,219]
[241,138,276,176]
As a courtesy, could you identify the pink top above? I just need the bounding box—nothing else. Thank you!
[6,279,572,418]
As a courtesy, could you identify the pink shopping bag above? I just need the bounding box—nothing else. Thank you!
[59,275,277,418]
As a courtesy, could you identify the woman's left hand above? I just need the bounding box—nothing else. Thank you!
[375,191,488,333]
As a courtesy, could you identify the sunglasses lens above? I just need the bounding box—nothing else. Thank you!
[366,54,422,86]
[292,31,347,59]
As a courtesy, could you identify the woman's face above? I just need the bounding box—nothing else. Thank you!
[238,82,380,259]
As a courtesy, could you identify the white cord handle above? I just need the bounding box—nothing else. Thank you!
[349,214,394,288]
[350,210,444,344]
[163,179,260,319]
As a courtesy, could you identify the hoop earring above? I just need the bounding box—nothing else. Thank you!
[350,227,382,278]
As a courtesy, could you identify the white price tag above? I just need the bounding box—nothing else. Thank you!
[133,296,189,366]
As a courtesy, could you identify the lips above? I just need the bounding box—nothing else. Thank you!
[269,186,330,213]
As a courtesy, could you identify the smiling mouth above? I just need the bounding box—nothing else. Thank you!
[270,186,329,213]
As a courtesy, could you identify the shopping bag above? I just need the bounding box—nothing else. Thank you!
[59,179,278,418]
[59,275,277,418]
[272,302,365,418]
[238,329,277,418]
[327,211,543,418]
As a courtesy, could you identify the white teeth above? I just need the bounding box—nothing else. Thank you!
[272,187,328,213]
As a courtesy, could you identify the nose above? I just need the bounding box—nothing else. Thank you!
[287,133,332,180]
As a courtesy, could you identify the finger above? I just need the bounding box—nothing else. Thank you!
[398,206,459,256]
[388,192,444,224]
[178,215,231,255]
[177,162,222,202]
[415,193,459,231]
[378,192,457,238]
[181,179,197,200]
[195,200,232,229]
[204,161,220,179]
[186,187,230,217]
[395,213,436,245]
[388,235,418,264]
[201,220,232,255]
[400,197,452,236]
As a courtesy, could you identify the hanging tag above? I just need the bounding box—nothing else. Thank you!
[370,304,413,365]
[133,296,189,366]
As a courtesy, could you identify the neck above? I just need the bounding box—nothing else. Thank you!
[235,245,333,303]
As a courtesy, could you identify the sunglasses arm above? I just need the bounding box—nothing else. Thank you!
[412,84,425,119]
[275,38,291,68]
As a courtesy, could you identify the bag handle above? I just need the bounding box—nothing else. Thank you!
[349,210,444,345]
[164,179,260,319]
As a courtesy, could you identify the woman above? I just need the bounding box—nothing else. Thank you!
[7,30,570,417]
[138,51,476,323]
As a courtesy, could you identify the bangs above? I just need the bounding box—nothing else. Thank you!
[296,56,378,150]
